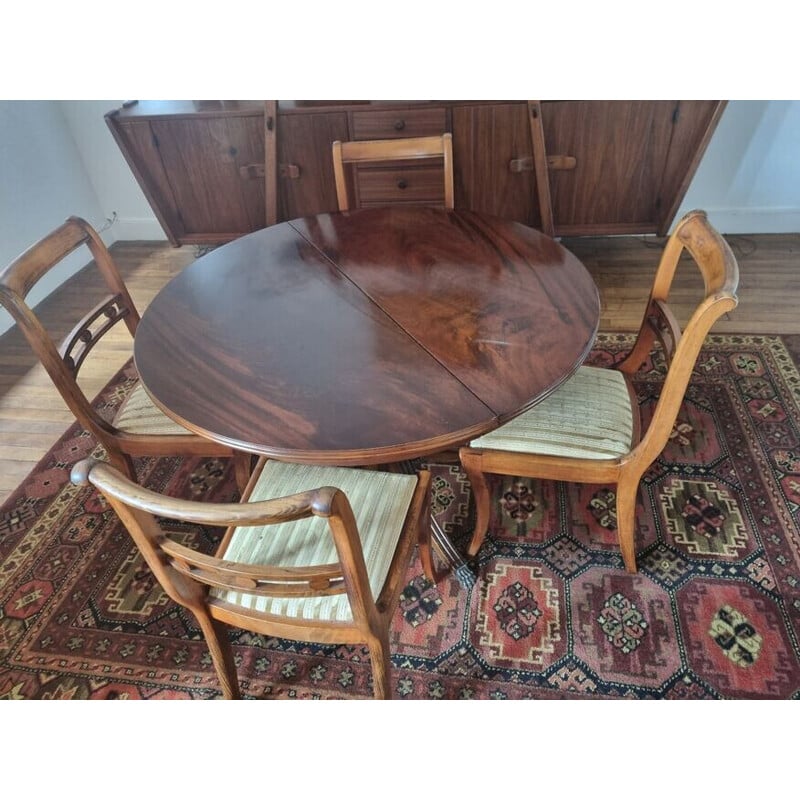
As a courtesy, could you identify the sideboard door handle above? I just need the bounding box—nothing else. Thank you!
[239,164,264,179]
[238,163,302,180]
[280,163,301,179]
[509,155,577,172]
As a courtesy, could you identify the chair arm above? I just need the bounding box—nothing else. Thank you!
[70,457,341,528]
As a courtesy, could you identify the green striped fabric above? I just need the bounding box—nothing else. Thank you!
[211,461,419,623]
[470,366,634,460]
[113,382,194,435]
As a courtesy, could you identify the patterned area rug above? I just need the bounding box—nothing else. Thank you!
[2,333,800,700]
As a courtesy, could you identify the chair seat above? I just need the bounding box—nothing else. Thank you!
[211,461,419,623]
[113,382,195,436]
[469,366,634,460]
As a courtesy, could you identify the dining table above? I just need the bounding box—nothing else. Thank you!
[134,206,601,582]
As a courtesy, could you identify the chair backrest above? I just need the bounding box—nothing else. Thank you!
[619,209,739,466]
[70,457,379,630]
[332,133,455,211]
[0,217,141,447]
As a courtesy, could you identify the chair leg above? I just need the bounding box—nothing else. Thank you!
[367,630,392,699]
[460,450,491,558]
[195,612,241,699]
[418,525,436,584]
[615,477,639,573]
[232,451,252,494]
[417,478,436,584]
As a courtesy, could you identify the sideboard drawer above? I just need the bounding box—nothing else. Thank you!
[351,108,447,140]
[355,165,445,205]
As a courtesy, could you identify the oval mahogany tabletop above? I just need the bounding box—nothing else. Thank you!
[134,207,600,465]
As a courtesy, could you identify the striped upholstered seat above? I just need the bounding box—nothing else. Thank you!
[112,382,195,436]
[72,456,432,698]
[211,460,419,623]
[469,366,634,460]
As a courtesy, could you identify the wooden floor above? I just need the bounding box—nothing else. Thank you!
[1,231,798,506]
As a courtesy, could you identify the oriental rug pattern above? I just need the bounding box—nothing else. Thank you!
[2,334,800,699]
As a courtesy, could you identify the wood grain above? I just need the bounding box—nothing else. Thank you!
[2,228,796,506]
[451,102,541,227]
[107,100,723,244]
[149,115,266,236]
[541,100,723,235]
[134,208,599,464]
[562,232,799,335]
[293,208,598,418]
[277,111,349,220]
[134,218,495,463]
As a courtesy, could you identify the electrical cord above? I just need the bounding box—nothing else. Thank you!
[97,212,118,233]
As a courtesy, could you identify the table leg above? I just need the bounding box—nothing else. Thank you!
[421,452,479,588]
[430,510,477,589]
[385,454,478,588]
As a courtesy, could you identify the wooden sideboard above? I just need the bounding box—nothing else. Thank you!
[105,100,725,246]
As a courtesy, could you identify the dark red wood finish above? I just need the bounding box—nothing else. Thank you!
[106,100,725,245]
[134,208,600,465]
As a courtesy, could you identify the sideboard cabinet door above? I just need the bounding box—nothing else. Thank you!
[541,100,724,236]
[148,115,265,242]
[107,108,266,245]
[277,112,349,220]
[451,103,544,228]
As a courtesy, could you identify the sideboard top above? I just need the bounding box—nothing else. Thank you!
[105,100,528,120]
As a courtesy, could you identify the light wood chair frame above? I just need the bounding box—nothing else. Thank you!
[332,133,455,211]
[0,216,251,490]
[459,210,739,573]
[71,456,434,699]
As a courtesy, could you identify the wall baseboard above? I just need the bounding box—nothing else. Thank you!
[684,207,800,235]
[112,217,169,242]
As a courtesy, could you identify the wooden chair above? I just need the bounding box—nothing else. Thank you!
[332,133,454,211]
[71,455,434,699]
[459,210,739,573]
[0,216,251,491]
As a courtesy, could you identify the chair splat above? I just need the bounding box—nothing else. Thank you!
[59,293,133,376]
[646,299,683,369]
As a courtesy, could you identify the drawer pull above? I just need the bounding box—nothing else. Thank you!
[397,179,408,190]
[394,119,406,131]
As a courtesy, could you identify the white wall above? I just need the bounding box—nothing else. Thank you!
[59,100,166,241]
[0,101,115,335]
[677,100,800,233]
